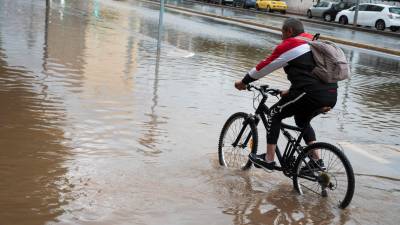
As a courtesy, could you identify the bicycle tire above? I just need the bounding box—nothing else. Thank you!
[218,112,258,170]
[292,142,355,209]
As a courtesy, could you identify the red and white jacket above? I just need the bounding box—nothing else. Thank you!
[248,33,313,80]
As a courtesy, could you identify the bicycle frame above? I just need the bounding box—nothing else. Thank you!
[222,85,355,209]
[240,89,311,177]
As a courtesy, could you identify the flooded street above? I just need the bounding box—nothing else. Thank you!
[166,0,400,51]
[0,0,399,224]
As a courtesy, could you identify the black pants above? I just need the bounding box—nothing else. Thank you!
[266,90,337,145]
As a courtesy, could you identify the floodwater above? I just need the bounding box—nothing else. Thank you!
[0,0,399,224]
[165,0,400,51]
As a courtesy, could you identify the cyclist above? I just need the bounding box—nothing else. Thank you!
[234,18,337,170]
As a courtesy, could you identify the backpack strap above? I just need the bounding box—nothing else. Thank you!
[295,33,320,42]
[312,33,320,41]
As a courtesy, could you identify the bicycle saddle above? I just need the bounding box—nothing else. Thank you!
[307,107,332,123]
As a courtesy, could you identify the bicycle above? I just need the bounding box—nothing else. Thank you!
[218,84,355,209]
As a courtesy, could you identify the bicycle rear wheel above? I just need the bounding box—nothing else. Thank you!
[293,142,355,209]
[218,112,258,170]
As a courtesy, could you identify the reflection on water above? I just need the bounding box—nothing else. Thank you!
[138,21,163,156]
[1,0,399,224]
[205,165,352,225]
[335,50,400,143]
[0,27,69,225]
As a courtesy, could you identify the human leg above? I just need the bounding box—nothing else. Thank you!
[249,96,295,169]
[264,92,308,161]
[294,115,319,159]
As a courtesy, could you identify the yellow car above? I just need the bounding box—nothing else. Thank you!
[256,0,288,13]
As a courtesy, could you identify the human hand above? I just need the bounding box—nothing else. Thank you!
[234,81,246,90]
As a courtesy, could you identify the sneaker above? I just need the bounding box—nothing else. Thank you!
[253,153,265,168]
[249,153,275,170]
[301,159,325,174]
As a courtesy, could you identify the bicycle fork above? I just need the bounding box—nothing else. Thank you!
[231,114,258,148]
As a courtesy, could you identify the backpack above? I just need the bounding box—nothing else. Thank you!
[299,33,350,83]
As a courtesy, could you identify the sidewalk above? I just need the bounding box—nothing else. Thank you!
[163,0,400,56]
[189,0,400,38]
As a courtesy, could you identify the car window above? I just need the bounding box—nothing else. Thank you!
[332,3,340,10]
[337,2,353,9]
[316,2,328,7]
[358,4,368,11]
[375,6,384,12]
[345,3,355,9]
[389,7,400,15]
[367,5,384,12]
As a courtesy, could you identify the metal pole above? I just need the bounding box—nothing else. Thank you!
[157,0,165,53]
[155,0,164,90]
[43,0,50,71]
[353,0,360,26]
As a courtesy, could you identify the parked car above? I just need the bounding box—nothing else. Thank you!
[307,1,355,22]
[335,3,400,31]
[223,0,234,5]
[255,0,288,14]
[207,0,234,5]
[233,0,256,9]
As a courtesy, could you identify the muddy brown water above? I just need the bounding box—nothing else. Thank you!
[0,0,399,224]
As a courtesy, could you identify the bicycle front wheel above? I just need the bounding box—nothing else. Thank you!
[218,112,258,170]
[293,142,355,209]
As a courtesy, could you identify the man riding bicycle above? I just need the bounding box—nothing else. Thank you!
[234,18,337,170]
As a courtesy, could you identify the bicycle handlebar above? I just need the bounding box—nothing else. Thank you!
[247,84,281,97]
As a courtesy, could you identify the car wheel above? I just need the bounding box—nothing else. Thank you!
[307,10,312,18]
[324,13,332,22]
[375,20,386,31]
[390,27,399,32]
[280,10,286,14]
[339,16,348,25]
[256,4,260,10]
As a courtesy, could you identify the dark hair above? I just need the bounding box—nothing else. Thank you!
[282,18,304,37]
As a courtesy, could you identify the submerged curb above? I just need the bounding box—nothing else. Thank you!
[145,1,400,57]
[183,0,400,39]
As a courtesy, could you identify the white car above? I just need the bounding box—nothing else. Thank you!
[335,3,400,32]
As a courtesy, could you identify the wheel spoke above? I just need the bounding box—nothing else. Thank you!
[294,144,354,208]
[219,114,257,169]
